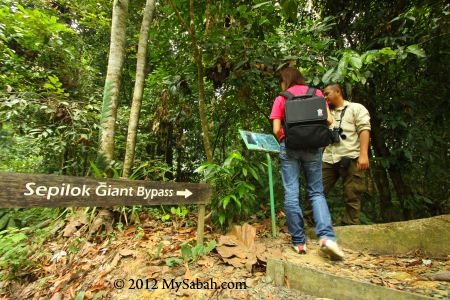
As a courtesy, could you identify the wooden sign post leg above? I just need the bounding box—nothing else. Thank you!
[196,204,206,246]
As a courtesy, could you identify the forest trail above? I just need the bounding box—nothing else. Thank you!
[1,214,448,299]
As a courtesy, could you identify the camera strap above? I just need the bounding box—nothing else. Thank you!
[337,105,348,131]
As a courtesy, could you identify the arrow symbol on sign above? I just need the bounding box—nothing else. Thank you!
[176,189,193,198]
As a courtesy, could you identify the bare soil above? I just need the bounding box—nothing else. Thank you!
[0,214,448,300]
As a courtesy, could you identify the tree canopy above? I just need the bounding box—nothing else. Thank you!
[1,0,449,226]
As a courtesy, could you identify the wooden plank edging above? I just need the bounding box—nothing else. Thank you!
[266,259,434,300]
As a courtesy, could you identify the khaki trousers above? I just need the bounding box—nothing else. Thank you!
[305,159,366,225]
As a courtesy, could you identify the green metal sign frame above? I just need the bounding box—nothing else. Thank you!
[239,130,278,237]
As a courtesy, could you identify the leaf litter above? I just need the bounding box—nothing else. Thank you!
[0,213,448,300]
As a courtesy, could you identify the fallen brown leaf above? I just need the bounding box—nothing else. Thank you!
[88,209,114,237]
[216,244,237,258]
[49,292,62,300]
[229,223,256,248]
[124,226,137,236]
[218,235,238,246]
[197,256,214,267]
[63,219,87,237]
[51,272,72,292]
[119,249,134,257]
[216,223,261,270]
[89,282,107,292]
[184,263,192,280]
[68,286,76,299]
[284,275,290,289]
[108,253,122,270]
[225,257,245,268]
[179,228,194,234]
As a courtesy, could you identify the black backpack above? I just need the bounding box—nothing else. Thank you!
[281,87,332,149]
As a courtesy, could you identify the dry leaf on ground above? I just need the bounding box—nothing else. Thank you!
[216,223,261,271]
[63,214,88,237]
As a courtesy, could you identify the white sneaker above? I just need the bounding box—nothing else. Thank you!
[319,239,345,260]
[292,244,307,254]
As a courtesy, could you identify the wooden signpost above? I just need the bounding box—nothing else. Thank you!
[0,172,212,244]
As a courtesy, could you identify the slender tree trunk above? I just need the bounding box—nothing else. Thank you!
[99,0,129,161]
[361,84,413,220]
[189,0,213,162]
[372,161,399,222]
[165,122,174,180]
[168,0,214,162]
[123,0,156,177]
[388,169,414,219]
[176,146,182,181]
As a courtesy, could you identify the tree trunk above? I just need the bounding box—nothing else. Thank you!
[176,146,183,181]
[372,162,399,222]
[359,84,413,220]
[388,169,414,219]
[99,0,129,161]
[168,0,214,163]
[123,0,156,178]
[165,122,174,180]
[189,0,213,162]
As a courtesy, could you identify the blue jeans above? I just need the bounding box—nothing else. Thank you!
[279,141,336,245]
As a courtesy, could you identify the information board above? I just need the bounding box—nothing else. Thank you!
[239,130,280,153]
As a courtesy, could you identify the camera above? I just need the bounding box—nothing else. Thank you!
[329,127,346,144]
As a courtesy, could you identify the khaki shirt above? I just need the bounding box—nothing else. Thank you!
[323,100,371,164]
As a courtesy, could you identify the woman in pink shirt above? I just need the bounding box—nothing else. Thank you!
[269,67,344,260]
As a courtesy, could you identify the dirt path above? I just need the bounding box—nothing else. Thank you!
[1,217,448,299]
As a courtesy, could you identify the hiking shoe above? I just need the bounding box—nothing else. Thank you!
[292,244,307,254]
[319,239,345,260]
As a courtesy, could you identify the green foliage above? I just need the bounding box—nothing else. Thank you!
[44,75,70,97]
[149,242,164,260]
[89,159,122,179]
[195,151,265,227]
[0,208,63,280]
[68,237,85,254]
[146,205,191,228]
[180,240,217,263]
[0,209,18,230]
[0,228,31,279]
[0,0,447,239]
[165,257,183,267]
[322,45,427,85]
[171,206,188,219]
[0,224,53,280]
[129,160,175,182]
[165,240,216,267]
[74,290,107,300]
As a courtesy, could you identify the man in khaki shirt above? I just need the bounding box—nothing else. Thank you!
[322,83,371,225]
[305,83,371,225]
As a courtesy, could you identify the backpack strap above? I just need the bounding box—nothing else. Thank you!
[280,91,294,101]
[281,87,317,100]
[305,87,316,97]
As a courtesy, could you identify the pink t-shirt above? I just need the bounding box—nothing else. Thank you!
[269,85,325,141]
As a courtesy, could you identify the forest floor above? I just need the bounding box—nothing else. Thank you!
[0,211,449,300]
